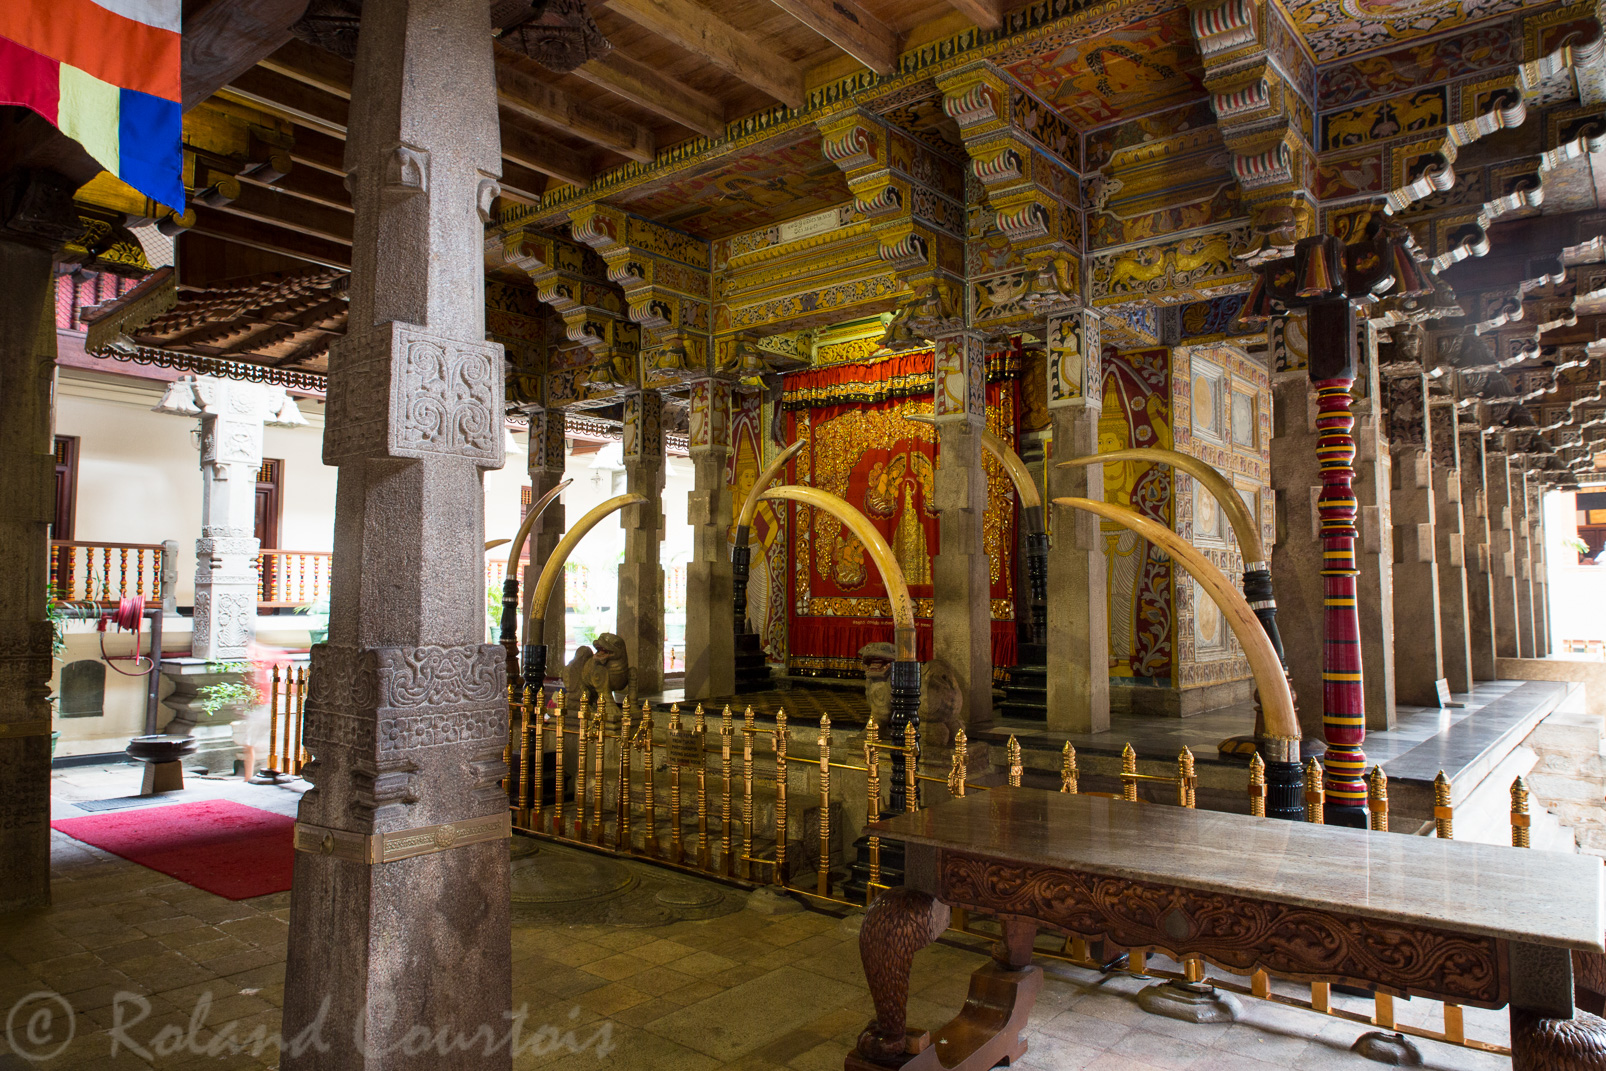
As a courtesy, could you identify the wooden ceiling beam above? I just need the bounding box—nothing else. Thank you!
[181,0,307,111]
[572,51,726,138]
[493,49,656,163]
[210,181,354,245]
[945,0,1002,29]
[498,117,593,188]
[224,67,349,136]
[240,163,351,211]
[286,124,346,174]
[599,0,806,109]
[189,206,352,269]
[762,0,899,75]
[264,38,654,164]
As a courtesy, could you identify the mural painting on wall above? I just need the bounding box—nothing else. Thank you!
[1087,185,1242,249]
[1100,347,1173,684]
[1084,100,1217,172]
[727,390,788,663]
[1003,10,1207,130]
[781,351,1020,675]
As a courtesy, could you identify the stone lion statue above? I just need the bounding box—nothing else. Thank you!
[917,657,965,747]
[563,633,631,722]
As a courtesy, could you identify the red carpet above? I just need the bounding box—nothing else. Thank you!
[52,798,295,900]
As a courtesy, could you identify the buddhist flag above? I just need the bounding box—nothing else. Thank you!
[0,0,184,210]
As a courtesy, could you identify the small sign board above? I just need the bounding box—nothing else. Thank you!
[1434,678,1453,708]
[668,731,704,767]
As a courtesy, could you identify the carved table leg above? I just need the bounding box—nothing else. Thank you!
[1511,942,1606,1071]
[848,898,1044,1071]
[852,886,951,1067]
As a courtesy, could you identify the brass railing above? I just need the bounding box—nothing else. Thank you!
[255,549,332,608]
[266,663,308,777]
[50,540,164,604]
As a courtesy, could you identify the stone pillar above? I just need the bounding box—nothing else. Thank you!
[1459,423,1498,680]
[1513,467,1536,659]
[280,0,511,1065]
[1269,371,1324,742]
[523,407,567,653]
[153,376,306,659]
[1383,368,1444,706]
[1043,311,1108,733]
[930,330,993,730]
[1351,329,1396,729]
[685,379,734,700]
[1486,450,1521,659]
[0,233,60,912]
[1430,402,1474,694]
[1528,478,1550,657]
[619,389,665,696]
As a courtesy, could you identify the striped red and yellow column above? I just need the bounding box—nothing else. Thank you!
[1315,376,1368,826]
[0,0,184,210]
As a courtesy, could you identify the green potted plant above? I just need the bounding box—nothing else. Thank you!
[45,589,66,756]
[295,596,330,645]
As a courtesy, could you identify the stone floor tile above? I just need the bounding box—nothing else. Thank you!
[1037,1007,1135,1049]
[1016,1029,1108,1070]
[1108,1026,1212,1066]
[631,938,699,966]
[1081,1051,1170,1071]
[786,1038,848,1071]
[673,950,739,977]
[606,995,682,1028]
[579,952,654,981]
[655,977,725,1007]
[573,980,651,1017]
[644,967,859,1061]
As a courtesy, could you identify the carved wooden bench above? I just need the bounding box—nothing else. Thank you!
[849,787,1606,1071]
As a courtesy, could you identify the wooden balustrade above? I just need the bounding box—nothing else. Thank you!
[49,540,165,604]
[255,549,332,608]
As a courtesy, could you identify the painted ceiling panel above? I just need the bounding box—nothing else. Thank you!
[1283,0,1537,63]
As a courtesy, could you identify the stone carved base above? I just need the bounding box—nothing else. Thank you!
[1350,1030,1423,1066]
[1137,980,1241,1023]
[1510,1009,1606,1070]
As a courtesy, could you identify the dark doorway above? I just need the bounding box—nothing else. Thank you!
[255,459,282,549]
[53,436,77,539]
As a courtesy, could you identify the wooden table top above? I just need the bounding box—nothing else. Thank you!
[872,788,1605,952]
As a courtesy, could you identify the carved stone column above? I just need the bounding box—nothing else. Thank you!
[153,375,306,660]
[685,379,733,700]
[1383,367,1445,706]
[1459,423,1498,680]
[930,329,993,730]
[523,407,567,653]
[0,234,60,912]
[1528,477,1550,657]
[1043,311,1109,733]
[279,1,511,1065]
[619,389,665,696]
[1351,331,1396,729]
[1485,450,1521,658]
[1430,401,1474,694]
[1512,467,1536,659]
[1269,369,1324,742]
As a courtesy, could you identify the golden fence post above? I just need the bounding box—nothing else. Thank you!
[1060,742,1078,795]
[1248,753,1265,817]
[504,681,516,799]
[592,709,604,844]
[721,705,733,876]
[696,703,709,869]
[902,722,918,813]
[817,713,831,897]
[553,692,567,838]
[576,696,590,841]
[948,729,968,798]
[1512,775,1531,848]
[1120,743,1138,802]
[1367,767,1389,832]
[669,703,684,865]
[1305,758,1325,824]
[292,666,305,773]
[1251,970,1270,999]
[518,686,535,827]
[865,720,881,903]
[743,705,755,881]
[642,701,657,857]
[617,702,633,851]
[1311,981,1331,1014]
[1374,992,1395,1030]
[775,709,789,886]
[1177,747,1195,808]
[533,691,548,832]
[1433,770,1453,839]
[267,665,281,774]
[1006,734,1022,787]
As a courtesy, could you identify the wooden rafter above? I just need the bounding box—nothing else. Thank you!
[190,207,352,269]
[211,182,353,246]
[181,0,306,111]
[263,39,655,164]
[499,118,593,188]
[239,164,350,211]
[945,0,1002,29]
[600,0,806,109]
[572,52,726,138]
[763,0,899,75]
